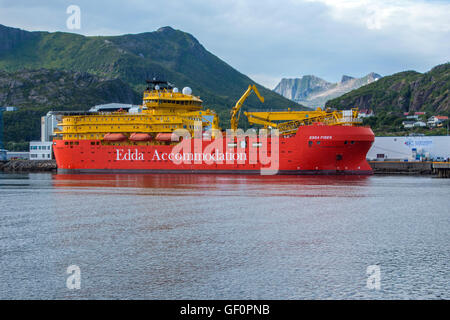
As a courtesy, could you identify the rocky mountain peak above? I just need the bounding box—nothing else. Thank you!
[274,72,383,107]
[340,75,355,83]
[157,26,176,33]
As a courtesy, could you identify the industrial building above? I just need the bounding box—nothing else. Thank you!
[367,136,450,161]
[6,152,29,160]
[29,141,53,160]
[29,112,62,160]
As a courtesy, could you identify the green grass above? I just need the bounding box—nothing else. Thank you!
[326,63,450,115]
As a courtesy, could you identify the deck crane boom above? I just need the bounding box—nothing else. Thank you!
[230,84,264,131]
[244,108,361,135]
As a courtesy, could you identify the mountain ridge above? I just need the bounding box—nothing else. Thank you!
[1,68,140,150]
[0,23,307,149]
[274,72,382,108]
[0,24,303,117]
[325,63,450,114]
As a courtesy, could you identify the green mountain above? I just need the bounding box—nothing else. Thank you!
[0,68,139,150]
[0,24,305,150]
[0,24,303,114]
[325,63,450,114]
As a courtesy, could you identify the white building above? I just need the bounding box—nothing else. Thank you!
[29,141,53,160]
[367,136,450,161]
[413,121,427,127]
[7,152,29,160]
[427,116,448,127]
[41,112,61,142]
[402,121,415,129]
[358,109,374,118]
[28,112,61,160]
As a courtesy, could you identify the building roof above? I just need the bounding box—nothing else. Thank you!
[435,116,448,120]
[89,103,140,112]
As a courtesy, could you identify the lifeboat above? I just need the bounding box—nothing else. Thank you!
[103,133,128,141]
[129,133,153,142]
[155,133,181,142]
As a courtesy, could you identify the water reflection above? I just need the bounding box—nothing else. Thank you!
[52,173,371,189]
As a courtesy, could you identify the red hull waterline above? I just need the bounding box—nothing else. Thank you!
[54,125,375,175]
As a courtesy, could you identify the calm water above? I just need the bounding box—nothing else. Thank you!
[0,173,448,300]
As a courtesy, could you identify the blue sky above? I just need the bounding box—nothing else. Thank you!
[0,0,449,88]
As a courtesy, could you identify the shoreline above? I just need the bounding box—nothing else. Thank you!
[368,161,433,175]
[0,160,57,173]
[0,159,443,176]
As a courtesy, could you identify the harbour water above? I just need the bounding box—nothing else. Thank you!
[0,173,449,299]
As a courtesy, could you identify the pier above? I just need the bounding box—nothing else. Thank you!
[432,162,450,178]
[369,161,450,178]
[369,161,432,175]
[0,160,56,172]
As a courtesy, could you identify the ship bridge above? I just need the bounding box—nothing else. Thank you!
[143,79,203,113]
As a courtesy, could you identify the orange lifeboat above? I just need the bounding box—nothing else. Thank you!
[129,133,153,142]
[103,133,128,141]
[155,133,181,142]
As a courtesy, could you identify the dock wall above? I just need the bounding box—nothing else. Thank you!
[369,161,432,175]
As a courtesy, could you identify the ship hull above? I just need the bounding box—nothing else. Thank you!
[54,125,375,175]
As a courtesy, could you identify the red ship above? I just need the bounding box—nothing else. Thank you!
[53,80,374,175]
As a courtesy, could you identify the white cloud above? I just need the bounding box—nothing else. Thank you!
[0,0,448,88]
[305,0,450,31]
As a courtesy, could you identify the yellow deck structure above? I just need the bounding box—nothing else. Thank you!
[245,108,361,135]
[55,80,362,143]
[57,80,219,142]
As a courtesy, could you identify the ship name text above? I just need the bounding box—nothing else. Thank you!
[309,136,333,140]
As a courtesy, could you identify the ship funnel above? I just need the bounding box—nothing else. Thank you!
[182,87,192,95]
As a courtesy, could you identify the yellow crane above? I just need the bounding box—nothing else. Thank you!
[230,84,264,131]
[244,108,361,135]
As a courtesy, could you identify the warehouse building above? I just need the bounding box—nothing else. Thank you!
[367,136,450,161]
